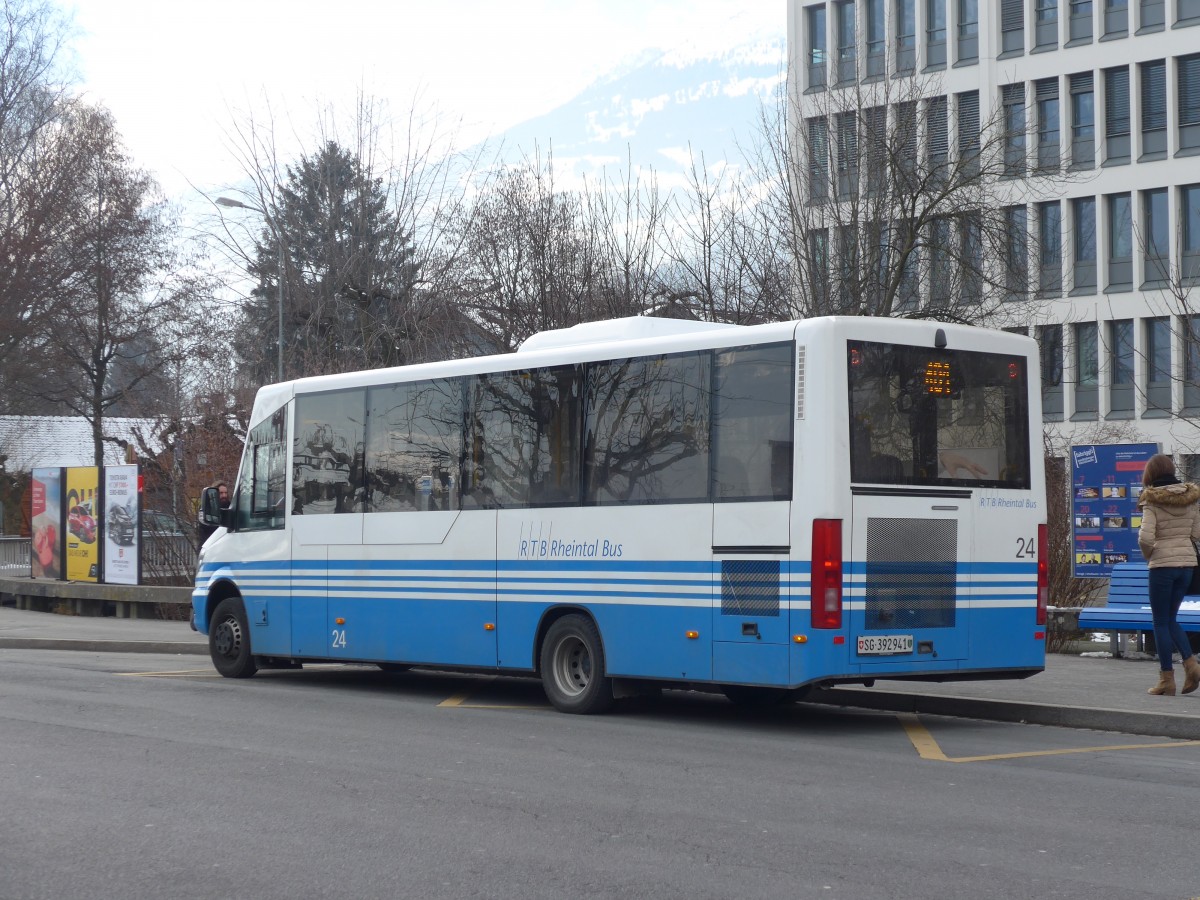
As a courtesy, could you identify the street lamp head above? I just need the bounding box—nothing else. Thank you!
[216,196,250,210]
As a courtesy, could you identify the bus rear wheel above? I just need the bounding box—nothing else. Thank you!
[210,597,257,679]
[540,615,614,714]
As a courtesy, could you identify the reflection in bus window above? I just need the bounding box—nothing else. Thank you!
[585,352,711,505]
[847,341,1030,489]
[293,390,366,515]
[365,379,464,512]
[468,367,582,509]
[713,343,794,501]
[235,407,288,531]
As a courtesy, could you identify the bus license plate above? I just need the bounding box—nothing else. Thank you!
[857,634,914,655]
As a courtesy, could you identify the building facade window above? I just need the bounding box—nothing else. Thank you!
[1073,196,1097,293]
[1181,54,1200,152]
[864,106,887,194]
[1104,66,1130,165]
[895,0,917,72]
[1145,317,1172,413]
[957,0,979,61]
[929,218,953,305]
[957,90,980,173]
[960,213,983,301]
[1038,324,1065,418]
[1143,188,1169,286]
[1184,183,1200,281]
[1103,0,1129,36]
[835,0,857,84]
[1139,0,1165,30]
[1001,0,1026,53]
[866,0,886,77]
[1036,78,1060,171]
[1070,0,1095,41]
[1141,60,1167,158]
[1070,73,1095,169]
[1074,321,1099,417]
[1039,201,1063,295]
[1107,193,1133,290]
[926,0,947,67]
[1003,83,1027,176]
[1108,319,1135,416]
[927,96,949,177]
[808,5,828,89]
[1005,206,1028,297]
[1185,314,1200,409]
[808,117,829,201]
[1181,0,1200,24]
[836,112,858,198]
[1036,0,1060,46]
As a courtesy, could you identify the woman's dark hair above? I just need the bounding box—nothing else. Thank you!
[1142,453,1175,487]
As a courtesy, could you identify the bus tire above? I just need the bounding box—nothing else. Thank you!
[540,615,614,714]
[209,597,257,679]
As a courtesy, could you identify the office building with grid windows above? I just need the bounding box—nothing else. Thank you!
[787,0,1200,472]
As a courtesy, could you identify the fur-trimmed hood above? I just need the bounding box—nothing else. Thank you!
[1139,482,1200,510]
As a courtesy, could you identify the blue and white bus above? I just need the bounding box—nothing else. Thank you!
[193,315,1047,713]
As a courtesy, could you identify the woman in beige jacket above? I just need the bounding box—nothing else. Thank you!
[1137,454,1200,695]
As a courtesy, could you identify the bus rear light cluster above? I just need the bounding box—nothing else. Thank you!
[811,519,843,629]
[1036,523,1048,627]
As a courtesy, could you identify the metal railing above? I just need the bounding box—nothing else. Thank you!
[0,537,31,574]
[0,535,195,584]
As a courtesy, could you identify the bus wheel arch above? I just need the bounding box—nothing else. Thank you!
[537,610,614,715]
[209,595,258,679]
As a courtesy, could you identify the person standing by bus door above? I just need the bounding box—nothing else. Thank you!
[197,481,231,544]
[1137,454,1200,696]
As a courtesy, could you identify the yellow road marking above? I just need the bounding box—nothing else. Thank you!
[899,713,1200,763]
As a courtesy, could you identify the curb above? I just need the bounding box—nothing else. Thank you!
[0,638,208,655]
[809,687,1200,741]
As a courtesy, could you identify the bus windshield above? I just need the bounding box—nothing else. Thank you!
[847,340,1031,490]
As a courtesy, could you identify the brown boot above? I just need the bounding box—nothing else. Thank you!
[1148,670,1177,696]
[1183,657,1200,695]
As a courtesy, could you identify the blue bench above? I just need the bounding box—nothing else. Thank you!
[1078,562,1200,656]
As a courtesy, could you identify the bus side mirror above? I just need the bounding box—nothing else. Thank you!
[200,487,230,528]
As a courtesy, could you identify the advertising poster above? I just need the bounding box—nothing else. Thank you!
[30,467,63,579]
[102,464,139,585]
[65,466,100,582]
[1071,443,1158,578]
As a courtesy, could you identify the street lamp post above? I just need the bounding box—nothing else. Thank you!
[216,196,285,382]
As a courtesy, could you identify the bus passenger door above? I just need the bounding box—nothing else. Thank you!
[848,490,972,667]
[712,502,791,685]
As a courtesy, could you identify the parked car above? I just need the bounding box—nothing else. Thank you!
[68,505,97,544]
[141,511,188,537]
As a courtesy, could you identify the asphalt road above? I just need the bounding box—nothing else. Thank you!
[1,650,1196,900]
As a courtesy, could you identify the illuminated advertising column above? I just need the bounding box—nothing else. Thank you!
[102,465,140,585]
[30,467,64,579]
[65,466,101,582]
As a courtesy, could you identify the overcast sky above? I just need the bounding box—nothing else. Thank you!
[69,0,782,200]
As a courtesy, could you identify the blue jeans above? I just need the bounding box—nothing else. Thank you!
[1147,566,1196,671]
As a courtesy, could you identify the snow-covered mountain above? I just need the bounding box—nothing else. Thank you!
[492,27,788,189]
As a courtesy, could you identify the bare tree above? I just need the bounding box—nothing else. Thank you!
[748,72,1084,326]
[18,105,214,465]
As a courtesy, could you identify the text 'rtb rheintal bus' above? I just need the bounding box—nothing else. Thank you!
[193,315,1047,713]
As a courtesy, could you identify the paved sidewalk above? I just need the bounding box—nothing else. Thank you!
[3,605,1200,738]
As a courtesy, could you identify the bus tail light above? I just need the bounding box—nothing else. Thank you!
[1036,523,1048,627]
[811,519,843,629]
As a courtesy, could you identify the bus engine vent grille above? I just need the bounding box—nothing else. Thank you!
[721,560,781,617]
[864,518,956,630]
[795,346,806,420]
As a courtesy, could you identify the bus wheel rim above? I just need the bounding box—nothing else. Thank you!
[554,635,590,697]
[214,616,241,658]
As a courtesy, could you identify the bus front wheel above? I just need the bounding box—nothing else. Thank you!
[540,615,614,714]
[210,597,258,679]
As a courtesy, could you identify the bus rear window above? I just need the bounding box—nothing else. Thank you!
[847,340,1031,490]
